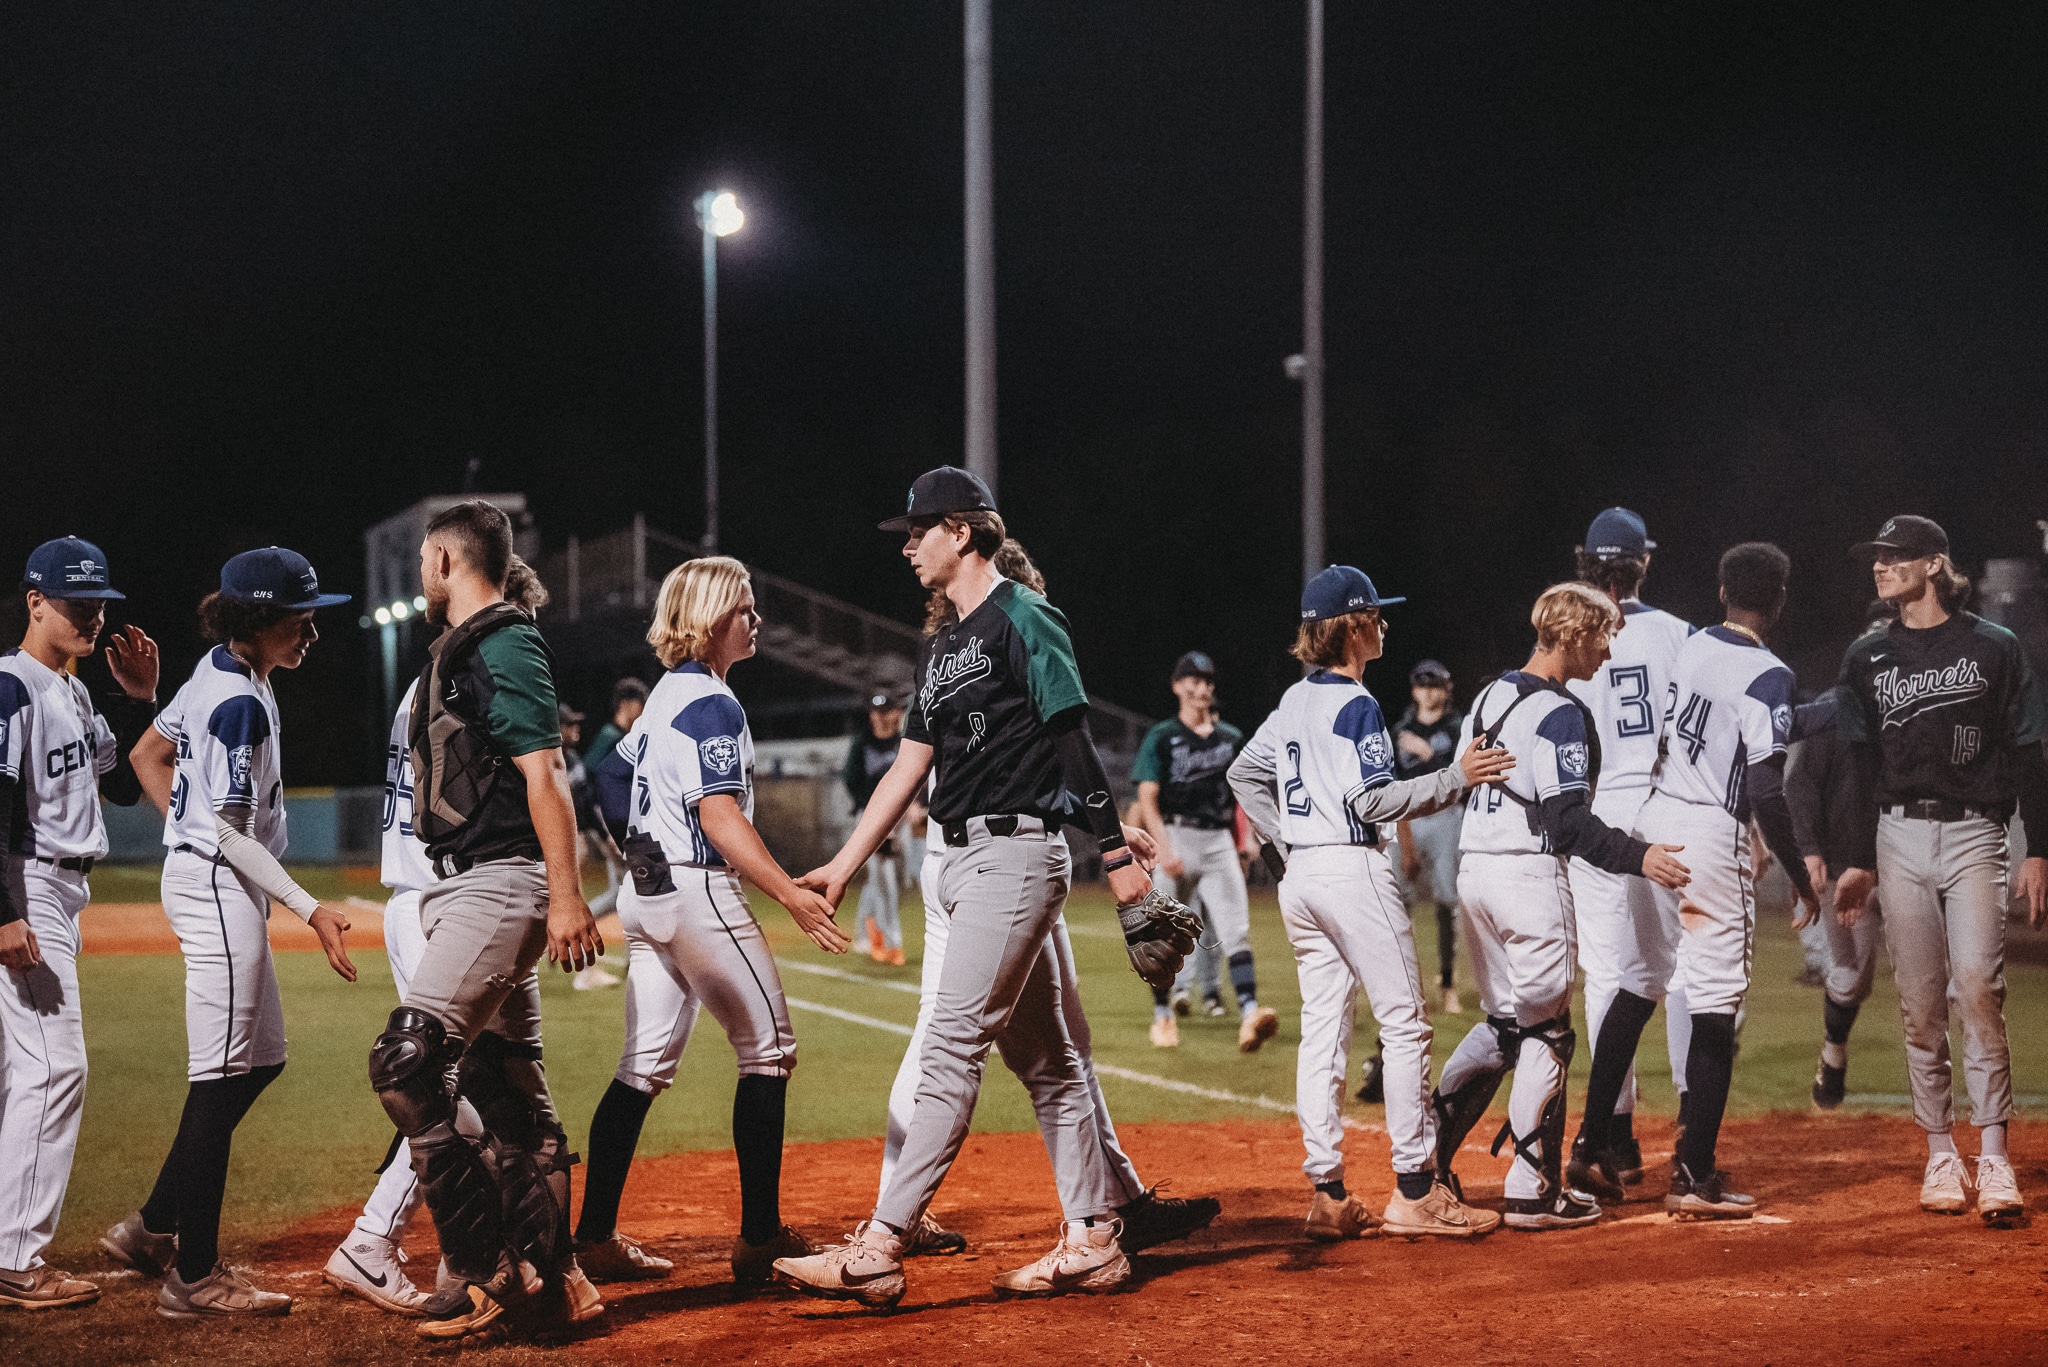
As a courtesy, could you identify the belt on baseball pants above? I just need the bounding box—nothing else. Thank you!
[31,855,94,874]
[1165,815,1231,830]
[1883,799,2003,823]
[939,813,1048,847]
[171,844,229,867]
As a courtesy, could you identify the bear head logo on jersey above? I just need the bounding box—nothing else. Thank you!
[1772,703,1794,741]
[699,734,741,777]
[1356,731,1393,772]
[1556,741,1589,779]
[228,743,256,792]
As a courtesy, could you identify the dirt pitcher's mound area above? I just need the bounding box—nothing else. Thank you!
[258,1114,2048,1365]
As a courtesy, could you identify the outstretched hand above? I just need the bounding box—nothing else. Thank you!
[105,624,160,701]
[1639,843,1690,890]
[1458,741,1515,788]
[1834,867,1876,927]
[796,866,850,909]
[786,887,851,954]
[1792,885,1822,931]
[309,905,358,982]
[545,895,604,972]
[0,919,42,970]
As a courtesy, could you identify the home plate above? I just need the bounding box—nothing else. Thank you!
[1608,1212,1791,1226]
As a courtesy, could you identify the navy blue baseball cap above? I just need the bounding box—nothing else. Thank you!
[1584,507,1656,560]
[1410,659,1452,686]
[1171,650,1216,680]
[219,547,351,609]
[23,537,124,600]
[1300,565,1404,621]
[878,466,997,532]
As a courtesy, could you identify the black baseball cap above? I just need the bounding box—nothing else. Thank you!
[878,466,997,532]
[219,546,352,609]
[1851,515,1949,562]
[23,536,124,600]
[1300,565,1404,621]
[1410,659,1451,686]
[1584,507,1655,560]
[1171,650,1216,681]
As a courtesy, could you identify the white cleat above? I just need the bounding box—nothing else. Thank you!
[572,964,622,991]
[1920,1152,1971,1215]
[324,1234,430,1315]
[771,1221,906,1308]
[158,1262,292,1320]
[1976,1155,2024,1225]
[990,1219,1130,1298]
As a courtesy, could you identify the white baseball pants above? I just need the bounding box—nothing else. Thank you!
[1636,795,1755,1018]
[355,890,429,1241]
[162,849,287,1081]
[856,844,904,951]
[0,864,90,1272]
[1569,785,1655,1115]
[1279,843,1434,1184]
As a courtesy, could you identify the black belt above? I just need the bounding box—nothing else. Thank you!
[171,843,228,867]
[431,848,542,879]
[940,814,1047,847]
[32,855,94,874]
[1884,799,2002,823]
[1165,815,1232,831]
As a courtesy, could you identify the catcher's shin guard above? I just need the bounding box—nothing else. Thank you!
[457,1032,578,1279]
[372,1009,510,1286]
[1489,1015,1576,1202]
[1431,1015,1518,1190]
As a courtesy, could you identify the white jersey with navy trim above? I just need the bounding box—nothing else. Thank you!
[1238,669,1398,849]
[1566,600,1692,796]
[0,649,118,859]
[625,660,754,868]
[380,681,434,895]
[1457,673,1595,857]
[154,645,287,859]
[1649,625,1795,817]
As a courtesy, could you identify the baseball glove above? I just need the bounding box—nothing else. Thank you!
[1117,889,1203,990]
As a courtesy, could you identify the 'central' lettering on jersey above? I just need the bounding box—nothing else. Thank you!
[1871,657,1986,728]
[920,637,993,712]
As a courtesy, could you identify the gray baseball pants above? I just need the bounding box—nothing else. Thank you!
[1876,813,2013,1133]
[874,819,1120,1230]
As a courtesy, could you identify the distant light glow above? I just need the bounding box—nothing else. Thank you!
[390,599,412,621]
[413,595,428,611]
[373,606,392,626]
[700,191,744,237]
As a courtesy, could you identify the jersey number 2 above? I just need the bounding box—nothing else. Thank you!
[1284,742,1313,816]
[1608,665,1654,738]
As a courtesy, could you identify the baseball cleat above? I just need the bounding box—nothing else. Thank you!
[1613,1133,1645,1186]
[1503,1188,1603,1231]
[415,1281,509,1341]
[1304,1190,1381,1242]
[901,1210,968,1257]
[323,1234,430,1314]
[1666,1165,1757,1220]
[571,964,621,991]
[1441,986,1464,1016]
[1975,1156,2023,1225]
[559,1261,606,1327]
[1381,1182,1501,1238]
[1238,1006,1280,1053]
[1202,994,1227,1018]
[574,1229,673,1282]
[991,1219,1129,1298]
[1566,1135,1627,1204]
[157,1262,292,1320]
[732,1225,815,1285]
[0,1265,100,1311]
[882,946,906,966]
[1117,1185,1221,1253]
[100,1212,177,1278]
[1169,989,1192,1017]
[771,1221,905,1308]
[1812,1062,1847,1110]
[1356,1055,1385,1104]
[1920,1152,1971,1214]
[1149,1014,1180,1048]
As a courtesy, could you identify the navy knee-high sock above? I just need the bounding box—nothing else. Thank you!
[576,1079,655,1244]
[141,1063,284,1283]
[733,1075,789,1246]
[1679,1013,1738,1178]
[1577,990,1657,1151]
[1435,904,1458,989]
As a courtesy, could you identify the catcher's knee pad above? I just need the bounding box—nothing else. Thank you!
[1490,1016,1576,1196]
[1432,1050,1511,1179]
[371,1007,458,1137]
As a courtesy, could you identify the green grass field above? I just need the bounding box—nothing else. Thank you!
[46,866,2048,1266]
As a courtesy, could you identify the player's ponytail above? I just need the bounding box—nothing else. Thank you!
[504,554,550,614]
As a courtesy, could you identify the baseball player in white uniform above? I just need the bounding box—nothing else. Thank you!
[103,547,360,1320]
[1579,544,1819,1219]
[0,539,158,1311]
[571,557,849,1290]
[1430,583,1691,1231]
[1562,508,1693,1192]
[1230,566,1512,1243]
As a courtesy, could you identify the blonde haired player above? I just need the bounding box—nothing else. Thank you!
[107,548,359,1319]
[1430,582,1691,1231]
[1230,566,1512,1242]
[570,556,849,1288]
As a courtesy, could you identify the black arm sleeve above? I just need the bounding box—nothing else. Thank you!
[1748,755,1815,900]
[1843,741,1881,870]
[96,694,157,808]
[1048,708,1127,850]
[1536,790,1649,876]
[0,776,21,927]
[1787,689,1839,744]
[2016,741,2048,864]
[1784,738,1827,862]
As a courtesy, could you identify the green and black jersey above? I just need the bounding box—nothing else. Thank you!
[907,579,1090,825]
[1131,717,1242,829]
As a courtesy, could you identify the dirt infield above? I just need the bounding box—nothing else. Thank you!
[17,1113,2044,1366]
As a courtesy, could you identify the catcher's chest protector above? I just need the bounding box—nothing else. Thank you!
[408,601,534,843]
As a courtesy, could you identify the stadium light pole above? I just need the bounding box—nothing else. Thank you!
[1301,0,1325,587]
[964,0,997,498]
[696,189,745,554]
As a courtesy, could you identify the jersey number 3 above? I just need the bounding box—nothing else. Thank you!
[1608,664,1655,738]
[1284,741,1313,816]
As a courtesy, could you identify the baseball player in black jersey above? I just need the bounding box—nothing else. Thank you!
[1832,516,2048,1223]
[775,467,1215,1306]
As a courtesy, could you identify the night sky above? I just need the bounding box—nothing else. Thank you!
[7,4,2048,783]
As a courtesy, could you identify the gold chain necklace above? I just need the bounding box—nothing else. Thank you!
[1719,621,1763,646]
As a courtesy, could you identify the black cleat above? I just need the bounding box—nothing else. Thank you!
[1503,1188,1603,1231]
[1613,1133,1645,1186]
[1666,1165,1757,1221]
[1812,1062,1846,1110]
[1116,1186,1221,1254]
[1355,1056,1385,1105]
[1566,1135,1627,1204]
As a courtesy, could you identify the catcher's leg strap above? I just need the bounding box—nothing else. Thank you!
[457,1031,577,1276]
[1433,1015,1520,1180]
[1489,1014,1576,1200]
[371,1008,509,1285]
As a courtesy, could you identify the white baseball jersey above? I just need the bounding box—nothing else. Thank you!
[1649,625,1795,817]
[380,681,434,895]
[1238,670,1398,848]
[154,645,287,858]
[1566,601,1692,796]
[0,650,118,859]
[1457,673,1596,857]
[626,661,753,868]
